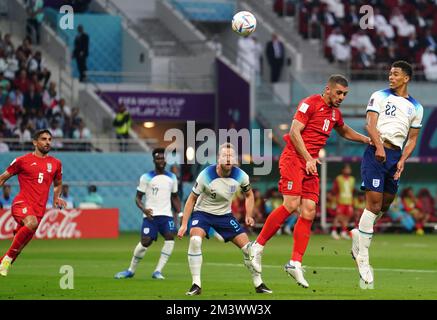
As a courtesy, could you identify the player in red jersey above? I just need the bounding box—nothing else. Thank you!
[248,75,371,288]
[0,129,66,276]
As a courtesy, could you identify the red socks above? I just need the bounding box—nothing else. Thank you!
[256,205,291,245]
[6,226,35,261]
[291,217,313,262]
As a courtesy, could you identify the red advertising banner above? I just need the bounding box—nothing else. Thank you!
[0,208,119,239]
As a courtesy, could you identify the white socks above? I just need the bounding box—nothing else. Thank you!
[154,240,175,273]
[128,242,147,273]
[188,236,203,287]
[242,243,263,287]
[358,209,378,262]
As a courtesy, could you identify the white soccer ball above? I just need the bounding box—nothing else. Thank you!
[232,11,256,37]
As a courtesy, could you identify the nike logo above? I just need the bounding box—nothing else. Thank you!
[30,162,37,166]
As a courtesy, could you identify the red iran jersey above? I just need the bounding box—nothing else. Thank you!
[284,94,345,157]
[6,153,62,217]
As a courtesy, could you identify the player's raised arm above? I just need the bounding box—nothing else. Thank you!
[365,111,386,162]
[177,192,198,239]
[334,123,371,144]
[0,171,13,187]
[290,119,320,175]
[394,128,420,180]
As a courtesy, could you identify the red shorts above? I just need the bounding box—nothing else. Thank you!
[336,204,354,217]
[11,201,42,226]
[277,148,320,203]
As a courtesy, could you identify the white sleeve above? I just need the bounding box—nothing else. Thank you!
[366,92,384,114]
[137,175,148,193]
[411,105,424,129]
[172,174,178,193]
[192,171,205,196]
[240,171,251,193]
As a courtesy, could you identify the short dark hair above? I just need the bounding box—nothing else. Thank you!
[152,148,165,159]
[328,74,349,87]
[391,60,413,79]
[33,129,52,140]
[88,185,97,193]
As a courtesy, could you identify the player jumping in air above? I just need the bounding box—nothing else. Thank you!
[115,148,181,280]
[249,75,371,288]
[351,61,423,287]
[177,143,272,296]
[0,129,66,276]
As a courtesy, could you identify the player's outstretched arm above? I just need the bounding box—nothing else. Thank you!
[177,192,198,239]
[0,171,13,187]
[243,189,255,227]
[334,124,370,144]
[394,128,420,180]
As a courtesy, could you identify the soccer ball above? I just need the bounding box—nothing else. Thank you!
[232,11,256,37]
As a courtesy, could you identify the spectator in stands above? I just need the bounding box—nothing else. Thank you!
[252,36,263,84]
[25,0,45,45]
[49,119,64,149]
[327,27,351,63]
[0,49,7,74]
[421,29,437,51]
[14,69,30,93]
[28,51,51,89]
[53,98,72,118]
[23,82,42,115]
[42,81,59,113]
[113,103,131,152]
[30,72,43,93]
[32,108,49,131]
[83,185,104,207]
[344,4,360,28]
[421,46,437,81]
[13,121,32,143]
[61,184,75,209]
[390,7,416,38]
[9,88,24,110]
[401,187,428,235]
[417,188,435,221]
[374,8,395,40]
[237,35,258,80]
[0,131,9,153]
[1,96,20,131]
[73,118,92,151]
[266,33,285,83]
[321,0,344,20]
[73,25,89,82]
[0,184,13,209]
[308,6,323,39]
[209,34,222,55]
[1,34,14,57]
[253,189,266,225]
[388,196,416,232]
[16,37,33,62]
[351,29,376,57]
[0,71,9,99]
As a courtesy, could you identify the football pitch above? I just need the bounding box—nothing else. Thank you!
[0,233,436,300]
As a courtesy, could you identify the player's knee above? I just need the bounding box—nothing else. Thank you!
[300,208,316,220]
[140,237,153,247]
[282,199,299,213]
[188,235,202,253]
[24,216,39,231]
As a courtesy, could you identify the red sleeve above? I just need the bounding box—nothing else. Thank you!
[293,99,314,126]
[54,160,63,182]
[6,157,21,175]
[335,109,345,127]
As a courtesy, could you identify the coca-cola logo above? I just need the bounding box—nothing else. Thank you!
[0,209,82,239]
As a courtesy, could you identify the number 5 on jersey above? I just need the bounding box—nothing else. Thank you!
[38,172,44,184]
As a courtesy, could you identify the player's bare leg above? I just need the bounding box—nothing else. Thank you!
[152,233,175,280]
[285,198,315,288]
[186,227,206,296]
[233,233,272,294]
[249,195,300,273]
[0,215,39,276]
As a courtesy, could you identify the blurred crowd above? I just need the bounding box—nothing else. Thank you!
[274,0,437,80]
[0,33,92,152]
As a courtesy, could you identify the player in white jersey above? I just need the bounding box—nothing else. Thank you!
[351,61,424,288]
[115,148,181,280]
[177,143,272,296]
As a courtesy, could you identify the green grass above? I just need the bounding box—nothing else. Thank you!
[1,233,437,300]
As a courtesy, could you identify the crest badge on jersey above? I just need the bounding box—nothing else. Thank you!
[192,220,199,226]
[287,181,293,190]
[143,228,150,235]
[47,163,52,173]
[372,179,380,188]
[230,185,236,193]
[408,107,413,116]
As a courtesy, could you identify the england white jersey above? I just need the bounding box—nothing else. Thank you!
[192,165,251,216]
[366,88,423,149]
[137,170,178,218]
